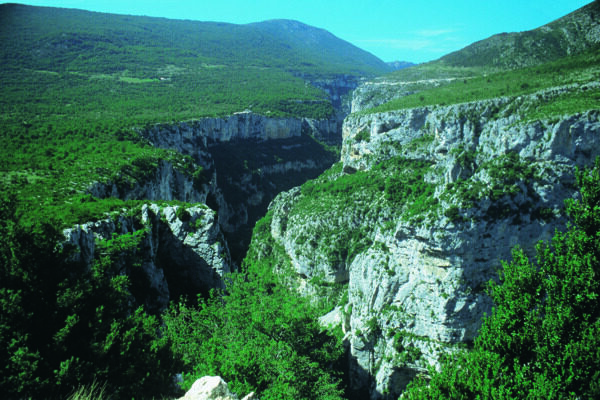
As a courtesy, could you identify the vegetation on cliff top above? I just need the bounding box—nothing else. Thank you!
[0,193,182,399]
[360,1,599,117]
[363,47,600,116]
[2,2,600,399]
[0,192,348,399]
[404,159,600,399]
[0,3,386,227]
[389,1,599,78]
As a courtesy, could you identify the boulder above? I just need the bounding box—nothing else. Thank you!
[178,376,257,400]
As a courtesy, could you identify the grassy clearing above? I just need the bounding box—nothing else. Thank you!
[364,47,600,117]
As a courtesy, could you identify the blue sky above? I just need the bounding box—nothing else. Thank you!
[4,0,592,63]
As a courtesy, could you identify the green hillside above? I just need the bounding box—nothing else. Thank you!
[0,4,390,225]
[365,46,600,117]
[358,1,600,116]
[0,3,390,126]
[437,0,600,70]
[248,19,391,77]
[0,4,389,76]
[388,1,599,82]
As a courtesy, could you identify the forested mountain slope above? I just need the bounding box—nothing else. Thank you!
[438,0,600,70]
[0,3,389,233]
[2,2,600,400]
[1,4,391,398]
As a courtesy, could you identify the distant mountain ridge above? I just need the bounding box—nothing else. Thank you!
[0,4,390,77]
[248,19,392,75]
[386,61,415,71]
[438,0,600,69]
[356,1,600,113]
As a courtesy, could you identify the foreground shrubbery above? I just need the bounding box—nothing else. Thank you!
[163,254,347,400]
[0,190,346,399]
[0,192,182,399]
[404,159,600,399]
[2,157,599,399]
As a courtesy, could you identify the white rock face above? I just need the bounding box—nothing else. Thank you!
[178,376,257,400]
[138,112,342,147]
[88,159,208,204]
[63,204,231,310]
[254,86,600,399]
[123,113,341,263]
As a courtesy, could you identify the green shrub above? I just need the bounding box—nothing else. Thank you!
[404,159,600,399]
[175,206,192,222]
[163,267,346,400]
[0,192,181,399]
[355,128,371,142]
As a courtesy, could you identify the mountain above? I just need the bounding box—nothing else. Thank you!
[248,19,392,75]
[0,3,390,131]
[0,4,390,76]
[438,0,600,70]
[255,93,600,399]
[351,1,600,113]
[386,61,416,71]
[2,2,599,399]
[0,4,388,254]
[247,2,600,399]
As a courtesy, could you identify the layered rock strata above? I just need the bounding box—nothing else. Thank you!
[138,111,342,146]
[136,113,340,262]
[251,86,600,398]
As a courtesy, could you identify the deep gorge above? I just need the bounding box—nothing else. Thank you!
[3,3,600,399]
[63,82,600,399]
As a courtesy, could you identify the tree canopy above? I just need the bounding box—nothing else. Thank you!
[404,158,600,399]
[0,192,182,399]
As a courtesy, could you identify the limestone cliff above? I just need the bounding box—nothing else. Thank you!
[136,112,339,262]
[64,203,231,312]
[88,159,208,204]
[309,74,362,115]
[139,111,342,146]
[248,84,600,398]
[351,78,463,114]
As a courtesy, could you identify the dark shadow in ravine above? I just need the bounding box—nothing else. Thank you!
[208,133,338,265]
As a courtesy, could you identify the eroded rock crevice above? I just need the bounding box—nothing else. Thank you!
[253,86,600,398]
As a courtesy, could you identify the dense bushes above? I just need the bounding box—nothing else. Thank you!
[163,255,347,400]
[0,190,347,399]
[404,159,600,399]
[0,192,182,399]
[367,47,600,117]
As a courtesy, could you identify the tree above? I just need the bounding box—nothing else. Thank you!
[404,159,600,399]
[163,259,347,400]
[0,191,181,399]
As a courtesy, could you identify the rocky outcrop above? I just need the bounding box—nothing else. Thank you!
[88,159,208,203]
[138,111,342,146]
[85,112,340,264]
[133,113,339,263]
[64,203,231,311]
[178,376,257,400]
[250,85,600,398]
[351,78,463,113]
[309,74,362,115]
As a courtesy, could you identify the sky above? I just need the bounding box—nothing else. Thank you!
[2,0,593,63]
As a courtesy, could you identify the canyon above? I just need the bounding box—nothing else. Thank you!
[247,82,600,398]
[63,79,600,399]
[6,3,600,398]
